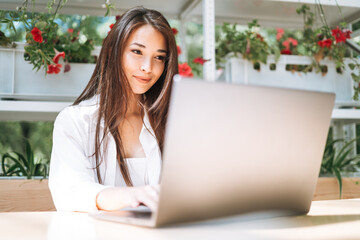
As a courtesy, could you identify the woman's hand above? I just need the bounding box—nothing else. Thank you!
[96,185,160,212]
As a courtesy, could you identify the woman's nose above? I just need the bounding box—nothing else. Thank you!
[140,58,152,73]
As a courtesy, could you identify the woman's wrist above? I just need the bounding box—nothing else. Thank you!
[96,187,126,211]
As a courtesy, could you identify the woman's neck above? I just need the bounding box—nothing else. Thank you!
[126,93,142,116]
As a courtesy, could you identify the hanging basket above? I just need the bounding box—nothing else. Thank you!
[225,54,359,105]
[0,42,100,101]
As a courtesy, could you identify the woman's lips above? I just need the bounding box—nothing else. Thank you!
[133,75,151,83]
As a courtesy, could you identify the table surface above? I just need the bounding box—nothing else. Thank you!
[1,199,360,240]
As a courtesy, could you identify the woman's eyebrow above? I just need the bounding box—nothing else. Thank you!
[130,42,167,53]
[130,42,146,48]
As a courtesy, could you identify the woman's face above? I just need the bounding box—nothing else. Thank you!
[122,24,167,95]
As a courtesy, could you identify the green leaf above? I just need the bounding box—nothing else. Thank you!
[333,168,343,199]
[351,73,360,82]
[348,63,356,70]
[2,153,28,177]
[334,148,352,167]
[13,151,29,169]
[25,140,34,172]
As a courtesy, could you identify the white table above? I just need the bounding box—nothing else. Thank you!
[1,199,360,240]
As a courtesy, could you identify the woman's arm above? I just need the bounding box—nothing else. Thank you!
[96,185,159,211]
[49,107,110,212]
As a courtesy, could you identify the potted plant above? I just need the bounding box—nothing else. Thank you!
[314,135,360,200]
[0,139,54,211]
[217,4,360,103]
[0,0,103,101]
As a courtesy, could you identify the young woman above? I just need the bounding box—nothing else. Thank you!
[49,6,178,212]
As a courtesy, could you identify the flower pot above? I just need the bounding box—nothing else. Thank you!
[225,55,357,104]
[0,42,100,101]
[313,177,360,200]
[0,178,55,212]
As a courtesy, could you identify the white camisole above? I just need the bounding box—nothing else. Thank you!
[115,158,149,187]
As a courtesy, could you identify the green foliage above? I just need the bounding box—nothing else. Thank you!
[293,4,360,100]
[55,28,95,63]
[0,0,102,74]
[6,0,69,72]
[103,0,115,17]
[216,3,360,100]
[321,135,360,198]
[0,30,16,47]
[0,121,53,163]
[216,20,269,66]
[1,139,48,178]
[349,61,360,101]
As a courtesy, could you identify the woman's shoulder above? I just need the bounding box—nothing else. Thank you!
[55,95,100,128]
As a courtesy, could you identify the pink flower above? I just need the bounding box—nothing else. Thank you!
[288,37,298,46]
[193,57,209,65]
[246,39,251,54]
[172,28,178,35]
[282,37,298,49]
[178,63,193,77]
[67,28,74,34]
[276,28,284,41]
[30,27,43,43]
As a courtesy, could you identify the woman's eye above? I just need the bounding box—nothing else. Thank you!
[131,49,141,55]
[156,55,166,61]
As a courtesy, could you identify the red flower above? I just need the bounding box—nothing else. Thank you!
[193,57,209,65]
[331,26,351,43]
[256,33,264,42]
[30,27,43,43]
[67,28,74,34]
[280,49,292,55]
[178,63,193,77]
[177,46,181,55]
[47,51,65,74]
[343,29,352,39]
[282,37,298,49]
[276,28,284,41]
[172,28,178,35]
[47,64,62,74]
[317,39,332,48]
[107,24,115,34]
[53,51,65,64]
[115,15,121,21]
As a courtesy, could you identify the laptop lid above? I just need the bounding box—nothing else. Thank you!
[154,76,335,227]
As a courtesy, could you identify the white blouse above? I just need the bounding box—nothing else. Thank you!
[115,158,149,186]
[48,96,162,212]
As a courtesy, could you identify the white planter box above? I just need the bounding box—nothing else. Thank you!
[0,42,100,101]
[225,55,359,104]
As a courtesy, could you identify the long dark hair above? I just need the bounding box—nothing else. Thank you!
[73,6,178,185]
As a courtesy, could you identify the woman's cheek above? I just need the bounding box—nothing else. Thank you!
[124,53,138,70]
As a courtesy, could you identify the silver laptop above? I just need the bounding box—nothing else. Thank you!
[89,76,335,227]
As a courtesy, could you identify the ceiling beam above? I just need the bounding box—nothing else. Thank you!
[267,0,360,8]
[179,0,201,20]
